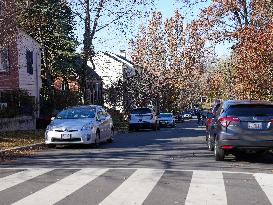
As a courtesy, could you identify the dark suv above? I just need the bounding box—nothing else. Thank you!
[207,100,273,161]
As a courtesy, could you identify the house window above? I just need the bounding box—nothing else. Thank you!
[26,49,33,75]
[0,48,9,72]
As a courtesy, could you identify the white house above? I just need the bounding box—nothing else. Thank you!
[17,30,42,103]
[89,52,135,88]
[88,52,136,111]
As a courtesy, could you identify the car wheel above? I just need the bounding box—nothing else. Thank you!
[94,131,100,148]
[214,141,225,161]
[207,134,214,151]
[107,129,114,143]
[46,144,56,148]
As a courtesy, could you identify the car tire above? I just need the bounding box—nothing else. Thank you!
[214,141,225,161]
[46,144,56,149]
[207,134,214,151]
[94,131,100,148]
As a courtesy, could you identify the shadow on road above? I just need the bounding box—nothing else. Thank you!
[1,119,273,172]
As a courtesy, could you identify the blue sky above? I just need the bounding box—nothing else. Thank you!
[75,0,231,58]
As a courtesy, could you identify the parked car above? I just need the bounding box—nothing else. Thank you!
[205,112,214,131]
[205,102,221,133]
[207,100,273,161]
[183,112,192,119]
[128,107,159,131]
[175,114,184,123]
[45,105,114,148]
[159,113,176,127]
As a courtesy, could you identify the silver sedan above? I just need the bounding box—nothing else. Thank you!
[45,105,114,148]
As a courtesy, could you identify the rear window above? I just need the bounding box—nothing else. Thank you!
[131,108,152,114]
[226,104,273,116]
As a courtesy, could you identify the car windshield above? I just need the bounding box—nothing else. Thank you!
[159,114,172,118]
[56,108,96,119]
[226,104,273,116]
[131,108,152,114]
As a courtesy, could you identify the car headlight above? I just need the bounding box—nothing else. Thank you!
[81,124,93,131]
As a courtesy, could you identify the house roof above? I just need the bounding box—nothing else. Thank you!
[86,67,102,81]
[103,52,134,68]
[75,56,102,81]
[17,28,41,48]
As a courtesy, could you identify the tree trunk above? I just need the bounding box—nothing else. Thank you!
[82,0,91,104]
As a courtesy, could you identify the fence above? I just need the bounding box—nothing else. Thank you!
[0,116,35,132]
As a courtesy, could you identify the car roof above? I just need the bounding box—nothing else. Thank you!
[223,100,273,109]
[68,105,101,110]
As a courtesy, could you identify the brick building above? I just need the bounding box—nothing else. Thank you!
[0,0,19,89]
[0,0,42,116]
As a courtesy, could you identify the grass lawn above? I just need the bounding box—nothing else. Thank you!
[0,130,45,150]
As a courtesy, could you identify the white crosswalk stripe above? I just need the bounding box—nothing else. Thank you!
[185,171,227,205]
[11,168,108,205]
[0,168,273,205]
[0,168,53,192]
[254,173,273,204]
[99,169,164,205]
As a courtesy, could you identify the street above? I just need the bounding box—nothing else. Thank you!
[1,120,273,205]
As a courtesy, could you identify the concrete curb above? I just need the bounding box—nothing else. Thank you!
[0,127,128,155]
[0,143,45,155]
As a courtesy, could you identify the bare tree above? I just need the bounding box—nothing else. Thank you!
[68,0,155,103]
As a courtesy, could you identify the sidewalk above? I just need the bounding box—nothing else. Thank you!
[0,130,45,161]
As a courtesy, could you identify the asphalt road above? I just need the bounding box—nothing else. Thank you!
[0,119,273,205]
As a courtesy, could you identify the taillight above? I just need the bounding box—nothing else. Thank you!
[219,116,240,127]
[222,145,233,149]
[271,119,273,122]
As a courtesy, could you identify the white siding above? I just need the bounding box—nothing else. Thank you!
[91,54,123,88]
[17,30,41,101]
[90,52,135,88]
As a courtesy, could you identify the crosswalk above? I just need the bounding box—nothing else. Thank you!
[0,168,272,205]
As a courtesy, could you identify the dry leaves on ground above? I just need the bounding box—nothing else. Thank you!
[0,130,46,161]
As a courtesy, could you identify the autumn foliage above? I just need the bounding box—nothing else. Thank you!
[129,11,207,111]
[192,0,273,101]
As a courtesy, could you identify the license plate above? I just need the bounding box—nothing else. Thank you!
[248,122,262,129]
[61,134,71,139]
